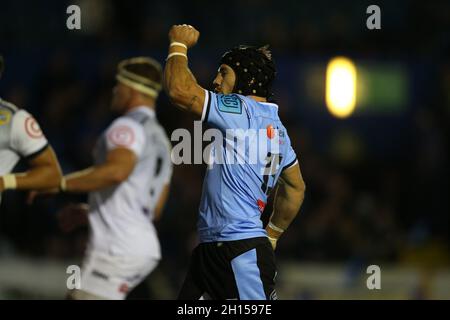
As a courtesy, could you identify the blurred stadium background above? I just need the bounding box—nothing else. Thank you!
[0,0,449,299]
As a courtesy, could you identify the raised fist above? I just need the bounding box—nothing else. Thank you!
[169,24,200,49]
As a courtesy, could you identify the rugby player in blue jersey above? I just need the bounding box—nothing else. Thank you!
[164,24,306,300]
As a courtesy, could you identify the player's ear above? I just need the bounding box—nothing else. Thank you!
[127,86,137,99]
[229,67,237,92]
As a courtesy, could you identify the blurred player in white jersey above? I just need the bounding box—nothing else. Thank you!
[55,57,172,300]
[0,55,62,204]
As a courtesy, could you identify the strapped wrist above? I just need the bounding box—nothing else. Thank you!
[60,177,67,192]
[268,221,285,233]
[166,52,188,61]
[266,221,285,241]
[170,41,188,50]
[2,174,17,190]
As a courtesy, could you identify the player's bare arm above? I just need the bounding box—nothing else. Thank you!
[62,147,137,193]
[0,146,62,192]
[164,24,205,117]
[266,163,306,250]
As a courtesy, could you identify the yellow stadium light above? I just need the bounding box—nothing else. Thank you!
[326,57,357,118]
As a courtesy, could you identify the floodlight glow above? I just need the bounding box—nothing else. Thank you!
[326,57,357,118]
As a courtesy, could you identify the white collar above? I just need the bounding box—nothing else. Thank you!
[128,105,156,118]
[260,102,279,109]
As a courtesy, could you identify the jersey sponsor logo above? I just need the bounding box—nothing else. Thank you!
[277,128,285,144]
[266,125,275,139]
[217,94,242,114]
[107,125,135,147]
[25,116,44,138]
[257,199,266,213]
[0,110,11,126]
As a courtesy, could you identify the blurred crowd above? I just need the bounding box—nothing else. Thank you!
[0,0,449,298]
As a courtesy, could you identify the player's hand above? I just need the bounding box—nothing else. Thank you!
[268,237,278,251]
[266,222,284,251]
[57,203,89,233]
[169,24,200,48]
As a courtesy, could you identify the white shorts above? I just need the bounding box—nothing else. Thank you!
[77,250,159,300]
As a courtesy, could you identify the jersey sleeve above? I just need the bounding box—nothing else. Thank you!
[201,90,250,131]
[105,117,146,157]
[10,110,48,159]
[282,145,298,172]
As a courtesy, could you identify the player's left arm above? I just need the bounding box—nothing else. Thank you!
[62,147,137,193]
[164,24,206,118]
[266,162,306,250]
[0,146,62,192]
[0,110,62,192]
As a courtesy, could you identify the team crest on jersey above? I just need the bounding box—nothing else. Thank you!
[108,125,135,147]
[25,116,44,138]
[0,110,11,126]
[217,94,242,114]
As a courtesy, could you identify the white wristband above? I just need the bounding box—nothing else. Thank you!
[170,42,188,50]
[166,52,188,61]
[268,221,285,233]
[60,177,67,192]
[2,174,17,190]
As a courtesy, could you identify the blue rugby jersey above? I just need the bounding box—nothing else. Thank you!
[198,90,298,242]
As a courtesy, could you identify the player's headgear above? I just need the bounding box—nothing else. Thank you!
[0,55,4,79]
[220,45,276,99]
[116,57,163,99]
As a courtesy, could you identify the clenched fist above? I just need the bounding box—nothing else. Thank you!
[169,24,200,49]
